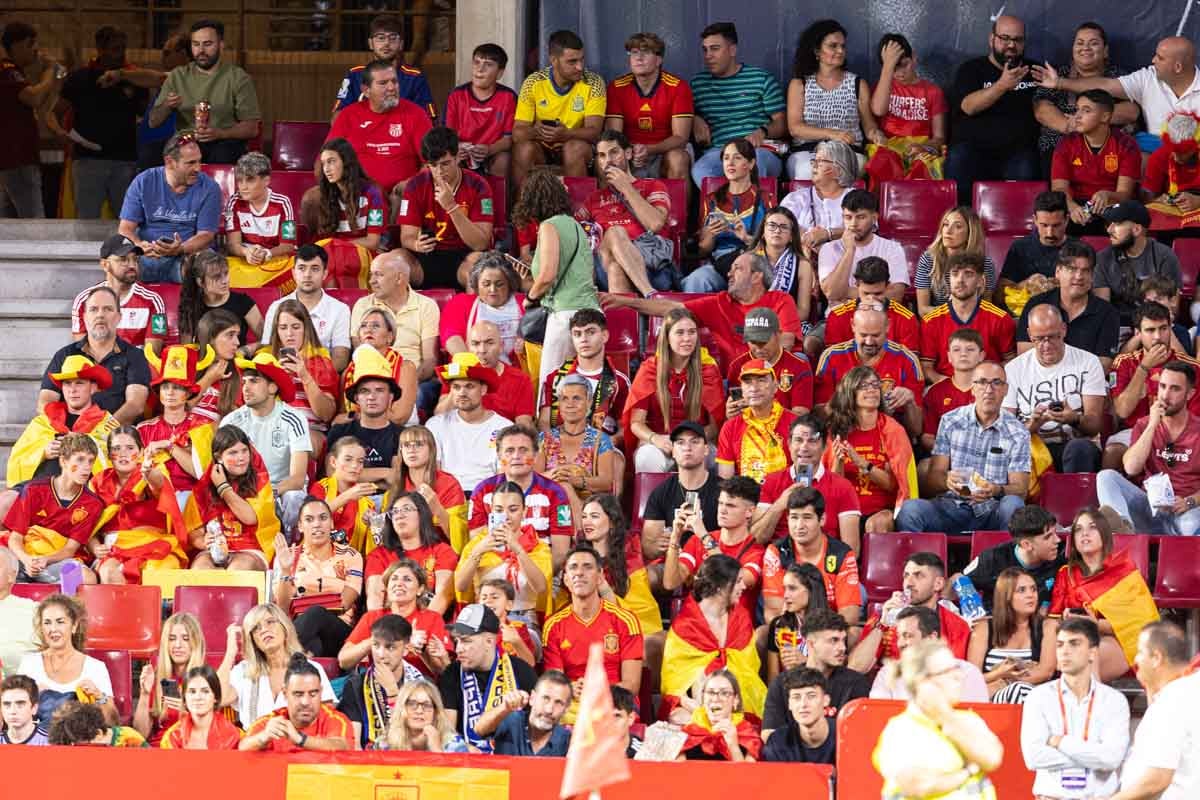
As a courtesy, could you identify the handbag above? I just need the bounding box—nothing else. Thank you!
[518,221,583,344]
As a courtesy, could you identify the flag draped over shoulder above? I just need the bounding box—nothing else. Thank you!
[1065,551,1160,663]
[182,449,279,563]
[661,596,765,721]
[679,706,763,761]
[91,462,189,578]
[6,404,118,486]
[560,643,631,799]
[620,350,726,456]
[819,412,917,512]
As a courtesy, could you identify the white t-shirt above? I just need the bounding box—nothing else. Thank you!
[1120,672,1200,799]
[220,401,313,485]
[228,658,336,728]
[780,185,850,232]
[817,233,910,294]
[0,594,37,678]
[1118,66,1200,139]
[1003,345,1107,444]
[17,651,113,697]
[869,658,990,703]
[262,292,353,354]
[425,409,513,493]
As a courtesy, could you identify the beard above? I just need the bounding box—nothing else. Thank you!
[376,95,399,112]
[1112,231,1136,252]
[992,47,1019,67]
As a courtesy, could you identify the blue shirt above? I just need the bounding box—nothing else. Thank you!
[492,709,570,757]
[932,404,1031,499]
[119,167,222,242]
[334,63,436,119]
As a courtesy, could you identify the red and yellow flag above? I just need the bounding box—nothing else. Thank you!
[560,643,632,799]
[660,596,765,720]
[1065,551,1160,663]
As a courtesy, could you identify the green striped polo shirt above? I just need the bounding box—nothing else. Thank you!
[690,63,785,148]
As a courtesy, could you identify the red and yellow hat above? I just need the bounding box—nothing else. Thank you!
[49,354,112,391]
[348,344,400,399]
[437,352,498,392]
[738,358,774,379]
[234,352,297,403]
[145,343,214,395]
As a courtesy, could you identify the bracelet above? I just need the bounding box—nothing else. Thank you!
[296,732,308,749]
[216,482,231,495]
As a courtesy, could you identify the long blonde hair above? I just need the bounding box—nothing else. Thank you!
[926,206,986,298]
[394,424,442,494]
[888,638,953,696]
[655,308,703,426]
[240,603,304,681]
[385,680,456,750]
[153,612,207,716]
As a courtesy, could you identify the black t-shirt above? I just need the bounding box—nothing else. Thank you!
[1001,234,1079,285]
[337,672,374,748]
[762,719,837,764]
[963,541,1066,612]
[762,666,869,731]
[438,657,538,738]
[41,338,151,415]
[207,292,257,345]
[1015,289,1121,361]
[327,419,403,470]
[642,469,722,533]
[951,56,1039,151]
[60,66,148,162]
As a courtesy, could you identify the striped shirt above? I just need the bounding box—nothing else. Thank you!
[72,281,167,346]
[931,404,1031,498]
[690,64,785,148]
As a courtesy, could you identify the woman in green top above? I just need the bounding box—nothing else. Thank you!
[514,167,600,406]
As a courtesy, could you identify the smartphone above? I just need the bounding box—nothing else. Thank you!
[488,511,507,550]
[1005,56,1021,70]
[1049,401,1065,412]
[279,346,298,360]
[730,387,743,402]
[543,119,560,127]
[420,225,437,239]
[795,463,814,488]
[156,236,174,245]
[503,252,529,272]
[160,679,181,700]
[1068,607,1087,616]
[683,490,698,509]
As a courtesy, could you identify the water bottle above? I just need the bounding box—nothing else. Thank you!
[953,576,986,623]
[367,511,386,546]
[206,519,228,566]
[882,589,911,626]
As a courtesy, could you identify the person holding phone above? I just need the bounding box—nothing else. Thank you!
[133,612,207,745]
[967,567,1058,703]
[159,665,242,749]
[361,491,457,615]
[261,299,338,455]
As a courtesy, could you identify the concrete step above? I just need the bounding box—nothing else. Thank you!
[0,219,115,241]
[0,240,105,260]
[0,299,73,321]
[0,387,39,428]
[0,260,101,300]
[0,359,50,382]
[0,327,72,363]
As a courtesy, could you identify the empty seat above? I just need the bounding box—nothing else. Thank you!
[271,121,330,171]
[78,584,162,657]
[894,235,930,289]
[1173,238,1200,298]
[1080,235,1109,255]
[1153,537,1200,608]
[1039,473,1098,527]
[973,181,1048,236]
[174,585,259,659]
[878,180,957,239]
[661,178,688,240]
[10,583,59,602]
[630,472,671,536]
[861,532,949,603]
[86,649,133,725]
[326,287,366,308]
[969,531,1012,561]
[419,287,457,310]
[200,164,236,208]
[984,234,1020,272]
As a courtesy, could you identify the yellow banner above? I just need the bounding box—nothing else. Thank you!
[286,764,509,800]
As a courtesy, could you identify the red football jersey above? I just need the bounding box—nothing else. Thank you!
[328,98,432,193]
[224,190,296,249]
[332,185,387,239]
[577,179,670,240]
[921,378,975,438]
[441,361,533,423]
[1111,350,1200,425]
[814,341,924,405]
[542,601,643,682]
[1050,129,1140,202]
[919,300,1015,377]
[824,299,920,353]
[396,168,493,251]
[605,70,694,146]
[72,282,166,346]
[758,465,861,541]
[683,291,803,368]
[4,477,106,557]
[443,82,517,147]
[1145,146,1200,195]
[679,534,766,614]
[726,349,814,412]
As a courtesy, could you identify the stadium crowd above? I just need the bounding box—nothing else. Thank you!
[3,10,1200,797]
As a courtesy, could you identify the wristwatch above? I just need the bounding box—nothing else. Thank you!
[1187,496,1197,510]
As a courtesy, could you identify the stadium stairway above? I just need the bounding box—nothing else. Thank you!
[0,220,116,479]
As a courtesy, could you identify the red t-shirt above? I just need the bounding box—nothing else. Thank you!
[328,98,432,193]
[542,601,644,682]
[1111,351,1200,425]
[758,465,861,541]
[1050,130,1141,202]
[605,70,694,146]
[715,406,797,483]
[684,291,803,368]
[679,534,766,614]
[1144,147,1200,196]
[843,421,895,517]
[922,378,975,438]
[244,705,355,752]
[442,82,517,147]
[919,300,1015,377]
[72,282,166,346]
[825,299,921,353]
[224,191,296,249]
[578,180,670,239]
[1129,412,1200,498]
[330,185,386,239]
[877,78,947,139]
[346,607,455,677]
[286,354,340,431]
[2,477,106,558]
[440,361,533,423]
[761,536,861,610]
[467,473,574,546]
[814,341,924,406]
[726,349,814,413]
[629,362,712,434]
[136,414,210,491]
[396,168,493,251]
[363,541,459,589]
[862,604,971,661]
[0,59,37,170]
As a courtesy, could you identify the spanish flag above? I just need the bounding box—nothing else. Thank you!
[661,596,766,721]
[1057,551,1160,664]
[182,453,279,563]
[620,350,727,457]
[90,464,189,580]
[316,237,374,289]
[312,475,374,555]
[679,705,763,761]
[6,404,119,486]
[227,255,295,290]
[560,643,632,798]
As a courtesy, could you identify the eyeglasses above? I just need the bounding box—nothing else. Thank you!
[405,699,435,712]
[371,33,402,43]
[993,33,1025,44]
[765,222,792,233]
[1030,334,1064,345]
[972,378,1007,389]
[390,505,419,517]
[858,379,883,390]
[703,689,735,700]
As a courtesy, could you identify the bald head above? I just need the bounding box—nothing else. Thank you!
[468,320,503,367]
[990,15,1026,63]
[1157,36,1196,74]
[852,306,888,359]
[368,251,411,299]
[1027,304,1067,366]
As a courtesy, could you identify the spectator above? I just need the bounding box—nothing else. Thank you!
[577,494,663,638]
[391,426,468,551]
[763,564,828,683]
[1033,22,1138,176]
[867,33,948,181]
[39,302,142,442]
[425,353,510,494]
[0,551,37,678]
[476,670,572,757]
[310,437,379,555]
[148,20,260,164]
[262,244,353,372]
[967,567,1058,703]
[182,425,280,572]
[761,487,861,627]
[579,129,675,295]
[962,504,1064,612]
[997,190,1077,302]
[762,610,868,739]
[815,309,924,439]
[512,30,605,186]
[443,43,515,177]
[440,252,526,364]
[58,25,151,219]
[434,321,533,428]
[606,252,801,367]
[728,308,813,417]
[716,360,797,482]
[132,612,205,745]
[680,670,761,761]
[1005,304,1108,472]
[436,603,538,750]
[117,131,222,283]
[689,139,765,291]
[332,14,435,122]
[780,139,858,259]
[360,490,457,615]
[190,309,244,422]
[159,665,242,750]
[0,22,63,217]
[221,353,311,532]
[604,32,693,182]
[785,19,878,179]
[397,126,493,290]
[72,235,166,349]
[1099,359,1200,535]
[539,308,630,441]
[239,653,352,752]
[308,138,385,289]
[222,151,297,288]
[919,255,1016,380]
[914,206,996,316]
[946,15,1039,202]
[478,579,540,667]
[1050,90,1139,234]
[747,207,815,314]
[611,685,641,757]
[135,34,191,171]
[818,189,909,304]
[337,614,422,748]
[1144,109,1200,204]
[763,668,835,763]
[868,606,989,702]
[342,312,419,425]
[823,256,920,354]
[0,674,48,745]
[327,353,407,483]
[260,299,338,453]
[1093,201,1183,324]
[920,329,985,457]
[47,702,145,747]
[16,594,115,723]
[534,375,617,517]
[177,251,263,347]
[382,680,469,752]
[1141,277,1193,356]
[690,21,786,186]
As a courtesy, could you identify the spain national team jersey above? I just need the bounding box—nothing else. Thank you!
[577,179,669,239]
[605,70,694,146]
[467,473,573,546]
[716,404,797,483]
[443,82,518,147]
[844,419,895,517]
[680,534,766,614]
[2,476,106,555]
[1111,350,1200,424]
[922,378,975,439]
[333,61,436,119]
[814,341,924,405]
[919,300,1016,377]
[542,600,643,683]
[72,282,166,346]
[726,349,814,413]
[327,98,432,193]
[332,186,387,239]
[223,190,296,249]
[244,705,355,753]
[396,168,494,251]
[761,536,861,611]
[1050,129,1140,202]
[824,299,920,353]
[516,67,606,133]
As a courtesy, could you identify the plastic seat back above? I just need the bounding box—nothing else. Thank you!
[271,121,330,171]
[1039,473,1098,527]
[79,584,162,657]
[1153,537,1200,608]
[174,585,260,659]
[861,532,949,602]
[973,181,1048,236]
[878,180,957,239]
[86,649,133,725]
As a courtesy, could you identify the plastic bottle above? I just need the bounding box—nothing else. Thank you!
[207,519,228,565]
[953,575,986,622]
[882,589,912,626]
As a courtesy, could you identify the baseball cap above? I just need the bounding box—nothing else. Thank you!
[743,308,780,343]
[738,358,774,379]
[1099,201,1150,228]
[669,420,707,442]
[448,603,501,637]
[99,234,144,259]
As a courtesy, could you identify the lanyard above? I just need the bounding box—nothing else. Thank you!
[1057,678,1096,740]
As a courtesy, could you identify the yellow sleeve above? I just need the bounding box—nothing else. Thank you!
[454,534,483,604]
[584,72,607,117]
[182,490,204,534]
[530,542,554,615]
[515,75,538,123]
[6,416,54,486]
[445,500,469,554]
[618,568,663,635]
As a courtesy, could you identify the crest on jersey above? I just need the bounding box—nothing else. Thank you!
[778,370,793,392]
[572,96,585,112]
[389,123,403,137]
[604,632,620,654]
[367,209,384,226]
[1104,153,1119,173]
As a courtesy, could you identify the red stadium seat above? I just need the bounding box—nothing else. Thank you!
[984,234,1020,273]
[78,584,162,658]
[630,472,671,536]
[268,170,317,223]
[271,121,330,171]
[878,180,957,239]
[326,288,366,307]
[1153,537,1200,608]
[563,176,597,213]
[311,656,344,681]
[418,287,457,310]
[201,164,236,208]
[894,236,929,289]
[860,532,949,603]
[969,531,1011,561]
[485,174,509,245]
[1080,235,1109,255]
[973,181,1048,236]
[699,176,778,207]
[11,583,58,601]
[1066,534,1153,584]
[1039,473,1098,527]
[173,585,259,659]
[605,305,640,377]
[661,178,688,239]
[86,649,133,725]
[148,283,182,344]
[1172,238,1200,299]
